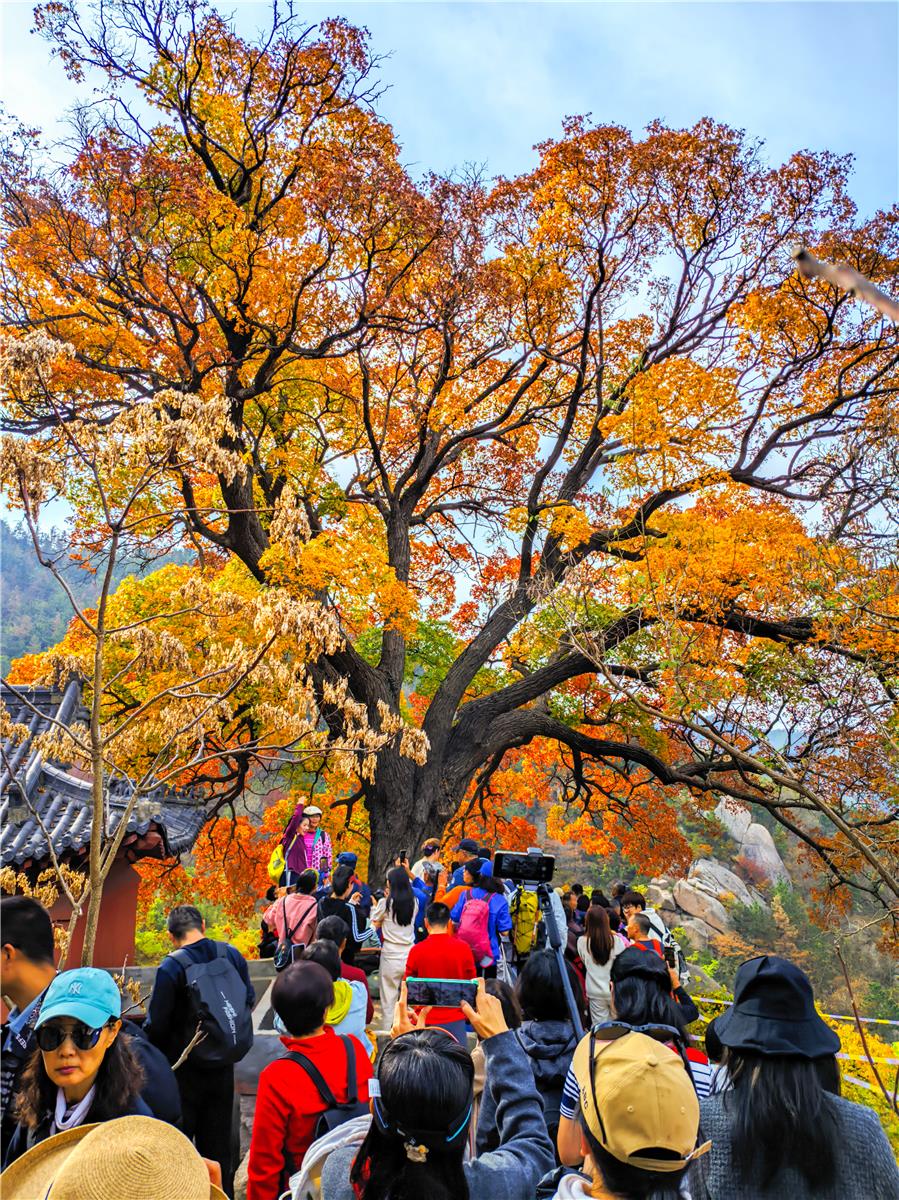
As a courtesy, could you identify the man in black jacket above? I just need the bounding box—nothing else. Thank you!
[0,896,180,1166]
[144,904,254,1197]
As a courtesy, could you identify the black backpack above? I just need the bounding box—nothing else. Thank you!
[172,943,254,1066]
[283,1035,368,1145]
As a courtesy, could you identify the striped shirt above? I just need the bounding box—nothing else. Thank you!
[559,1043,713,1119]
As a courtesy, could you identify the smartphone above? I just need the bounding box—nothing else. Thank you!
[399,849,408,863]
[493,850,555,884]
[664,945,677,968]
[406,977,479,1008]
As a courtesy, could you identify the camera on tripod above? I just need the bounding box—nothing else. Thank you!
[493,850,555,884]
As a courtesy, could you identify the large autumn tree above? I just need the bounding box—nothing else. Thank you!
[3,0,897,895]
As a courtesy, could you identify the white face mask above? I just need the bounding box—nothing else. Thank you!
[273,1013,289,1035]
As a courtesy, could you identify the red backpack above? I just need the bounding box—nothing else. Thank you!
[456,893,493,964]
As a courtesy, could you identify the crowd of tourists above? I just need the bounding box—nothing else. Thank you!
[1,804,897,1200]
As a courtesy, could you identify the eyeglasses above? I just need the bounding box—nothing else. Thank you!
[35,1020,113,1052]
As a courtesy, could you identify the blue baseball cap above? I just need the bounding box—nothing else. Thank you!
[337,852,358,867]
[35,968,122,1030]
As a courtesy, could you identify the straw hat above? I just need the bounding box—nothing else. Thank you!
[1,1116,227,1199]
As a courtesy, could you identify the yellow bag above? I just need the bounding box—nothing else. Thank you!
[267,843,285,883]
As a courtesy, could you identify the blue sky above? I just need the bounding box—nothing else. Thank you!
[0,1,896,217]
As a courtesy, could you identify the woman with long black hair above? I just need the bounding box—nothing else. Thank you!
[577,905,626,1023]
[691,956,899,1199]
[372,867,416,1030]
[320,981,554,1200]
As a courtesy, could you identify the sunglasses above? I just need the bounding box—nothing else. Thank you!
[592,1020,685,1042]
[36,1020,114,1052]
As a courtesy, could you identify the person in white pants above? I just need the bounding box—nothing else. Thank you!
[371,866,416,1029]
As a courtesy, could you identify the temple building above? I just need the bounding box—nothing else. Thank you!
[1,680,206,964]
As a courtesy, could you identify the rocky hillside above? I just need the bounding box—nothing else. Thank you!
[647,799,791,951]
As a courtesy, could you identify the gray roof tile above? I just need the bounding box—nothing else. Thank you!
[1,682,206,869]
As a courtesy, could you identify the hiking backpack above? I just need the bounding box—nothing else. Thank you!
[172,943,254,1066]
[510,887,540,957]
[274,897,310,972]
[284,1035,369,1146]
[456,894,493,963]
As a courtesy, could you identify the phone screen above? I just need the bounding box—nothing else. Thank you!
[406,977,478,1008]
[664,946,676,967]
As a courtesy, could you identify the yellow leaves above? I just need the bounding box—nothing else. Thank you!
[639,491,813,613]
[549,504,594,552]
[606,356,742,491]
[261,503,419,637]
[507,504,593,552]
[4,549,428,802]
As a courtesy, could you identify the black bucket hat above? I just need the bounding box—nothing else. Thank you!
[715,955,840,1059]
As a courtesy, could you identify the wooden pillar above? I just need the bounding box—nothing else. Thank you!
[49,856,141,967]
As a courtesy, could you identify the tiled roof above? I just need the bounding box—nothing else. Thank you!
[1,681,206,869]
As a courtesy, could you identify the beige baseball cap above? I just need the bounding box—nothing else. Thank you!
[571,1031,711,1173]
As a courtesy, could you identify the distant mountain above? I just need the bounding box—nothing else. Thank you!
[0,520,192,675]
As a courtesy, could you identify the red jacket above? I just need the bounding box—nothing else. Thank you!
[341,960,374,1023]
[404,931,477,1026]
[247,1027,373,1200]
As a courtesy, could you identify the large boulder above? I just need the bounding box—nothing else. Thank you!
[673,880,730,933]
[688,859,768,910]
[738,824,791,886]
[714,798,753,843]
[678,916,718,951]
[646,883,676,911]
[714,799,790,885]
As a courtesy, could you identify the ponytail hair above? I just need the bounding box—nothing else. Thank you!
[386,867,415,926]
[351,1029,473,1200]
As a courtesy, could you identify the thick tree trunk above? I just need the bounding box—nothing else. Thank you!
[365,749,432,883]
[364,727,483,883]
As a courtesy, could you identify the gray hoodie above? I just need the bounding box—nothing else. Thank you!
[319,1030,555,1200]
[476,1019,577,1154]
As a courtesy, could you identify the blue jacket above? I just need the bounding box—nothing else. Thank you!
[320,1030,555,1200]
[412,876,431,930]
[450,888,512,963]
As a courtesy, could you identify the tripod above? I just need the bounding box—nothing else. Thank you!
[536,883,584,1039]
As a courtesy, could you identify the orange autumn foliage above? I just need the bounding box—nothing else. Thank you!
[3,1,896,908]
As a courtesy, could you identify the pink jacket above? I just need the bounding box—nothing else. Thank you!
[263,893,318,946]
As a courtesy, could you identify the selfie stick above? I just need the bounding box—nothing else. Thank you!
[536,883,584,1039]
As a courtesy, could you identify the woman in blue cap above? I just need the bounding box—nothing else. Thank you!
[4,967,150,1166]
